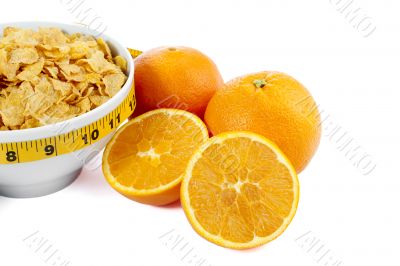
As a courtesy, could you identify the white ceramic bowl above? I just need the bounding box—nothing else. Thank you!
[0,22,134,198]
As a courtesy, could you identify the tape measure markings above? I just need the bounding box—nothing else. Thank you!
[0,84,136,165]
[0,48,142,165]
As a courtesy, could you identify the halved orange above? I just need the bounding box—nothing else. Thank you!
[181,131,299,249]
[102,109,209,206]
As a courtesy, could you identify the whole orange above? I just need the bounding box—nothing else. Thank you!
[133,46,224,118]
[204,71,321,173]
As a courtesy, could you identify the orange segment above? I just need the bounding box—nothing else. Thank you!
[102,109,209,205]
[181,131,299,249]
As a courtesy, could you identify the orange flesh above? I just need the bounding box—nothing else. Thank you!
[107,111,207,190]
[187,137,295,243]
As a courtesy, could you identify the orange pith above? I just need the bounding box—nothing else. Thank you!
[181,131,299,249]
[102,108,209,205]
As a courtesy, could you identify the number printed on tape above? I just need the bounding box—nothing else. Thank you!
[0,84,136,165]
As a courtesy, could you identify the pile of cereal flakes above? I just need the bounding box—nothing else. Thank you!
[0,27,127,131]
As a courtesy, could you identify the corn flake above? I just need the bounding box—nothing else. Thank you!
[0,27,127,130]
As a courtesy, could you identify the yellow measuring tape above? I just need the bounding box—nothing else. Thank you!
[0,48,143,165]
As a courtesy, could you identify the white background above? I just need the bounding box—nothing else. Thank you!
[1,0,399,265]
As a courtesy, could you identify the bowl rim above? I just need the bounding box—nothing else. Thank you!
[0,21,134,143]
